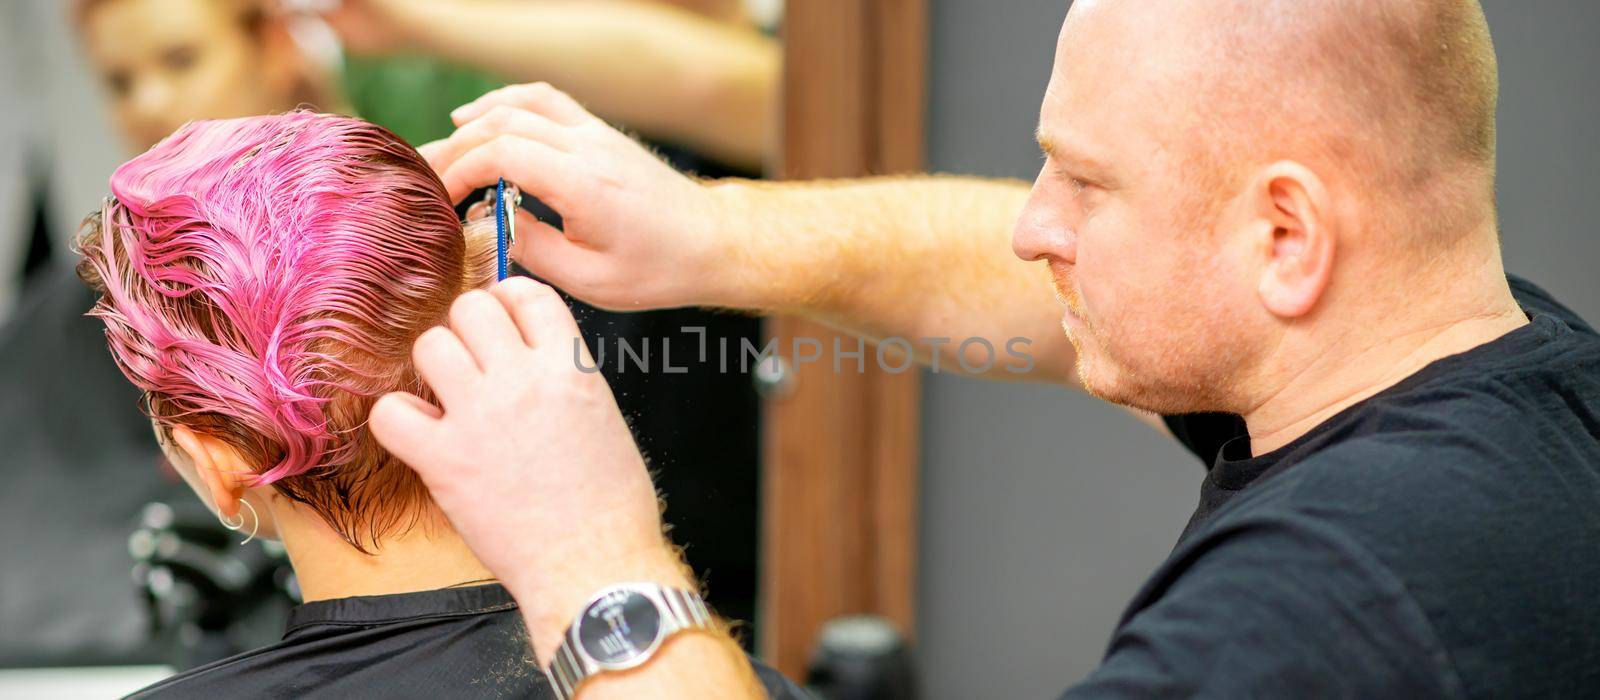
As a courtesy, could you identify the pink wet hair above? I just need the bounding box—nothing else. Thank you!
[77,112,493,550]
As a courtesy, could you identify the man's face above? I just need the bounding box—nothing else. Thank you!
[84,0,294,151]
[1013,3,1261,414]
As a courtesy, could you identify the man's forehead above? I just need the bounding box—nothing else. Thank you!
[1037,65,1133,176]
[1041,2,1205,165]
[1055,0,1199,81]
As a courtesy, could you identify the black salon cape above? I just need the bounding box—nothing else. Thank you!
[125,584,807,698]
[1062,275,1600,698]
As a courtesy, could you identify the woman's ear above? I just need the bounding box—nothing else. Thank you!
[1250,161,1336,319]
[169,425,252,520]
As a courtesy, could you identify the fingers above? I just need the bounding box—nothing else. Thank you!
[508,209,602,284]
[377,391,444,420]
[412,326,480,409]
[416,139,448,166]
[448,290,528,367]
[368,392,443,468]
[489,277,583,349]
[437,134,577,205]
[452,82,594,127]
[424,105,571,178]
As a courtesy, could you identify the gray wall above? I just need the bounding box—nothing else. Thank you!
[914,2,1600,698]
[0,1,125,320]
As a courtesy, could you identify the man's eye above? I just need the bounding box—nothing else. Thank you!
[1063,173,1096,199]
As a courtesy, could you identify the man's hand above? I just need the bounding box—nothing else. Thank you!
[319,0,420,55]
[367,278,688,661]
[421,83,755,312]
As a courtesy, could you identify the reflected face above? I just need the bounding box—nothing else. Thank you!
[1012,3,1258,414]
[83,0,293,150]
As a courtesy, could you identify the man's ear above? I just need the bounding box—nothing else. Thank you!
[1251,161,1336,319]
[169,426,251,520]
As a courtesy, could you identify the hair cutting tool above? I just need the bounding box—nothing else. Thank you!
[482,178,522,281]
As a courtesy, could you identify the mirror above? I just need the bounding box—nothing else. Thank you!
[0,0,787,685]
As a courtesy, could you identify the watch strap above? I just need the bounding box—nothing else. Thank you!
[545,584,714,699]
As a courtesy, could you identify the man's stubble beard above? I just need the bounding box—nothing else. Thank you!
[1049,261,1246,414]
[1065,312,1247,417]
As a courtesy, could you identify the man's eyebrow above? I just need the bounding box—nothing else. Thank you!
[1035,126,1111,177]
[1035,126,1058,156]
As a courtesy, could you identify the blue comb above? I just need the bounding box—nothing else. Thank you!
[491,178,521,281]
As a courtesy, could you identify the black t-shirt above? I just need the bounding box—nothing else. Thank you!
[1064,276,1600,698]
[125,584,807,699]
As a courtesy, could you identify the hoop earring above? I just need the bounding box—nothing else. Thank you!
[219,499,260,545]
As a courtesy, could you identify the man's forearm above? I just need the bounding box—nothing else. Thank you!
[563,634,764,699]
[710,176,1078,383]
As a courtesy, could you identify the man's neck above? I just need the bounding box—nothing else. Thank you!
[1242,277,1527,456]
[271,503,497,602]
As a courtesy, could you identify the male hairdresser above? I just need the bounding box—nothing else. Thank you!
[369,0,1600,697]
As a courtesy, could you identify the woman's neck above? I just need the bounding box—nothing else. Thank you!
[270,501,497,602]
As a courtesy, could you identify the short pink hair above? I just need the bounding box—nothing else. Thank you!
[77,112,492,549]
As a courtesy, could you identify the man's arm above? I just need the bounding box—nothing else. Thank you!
[421,84,1081,385]
[324,0,778,170]
[709,176,1078,381]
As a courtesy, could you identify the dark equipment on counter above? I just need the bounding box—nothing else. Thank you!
[129,501,298,670]
[804,615,917,700]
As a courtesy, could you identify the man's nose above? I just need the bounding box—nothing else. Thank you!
[1012,177,1077,264]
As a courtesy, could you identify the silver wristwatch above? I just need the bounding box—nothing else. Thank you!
[544,582,714,699]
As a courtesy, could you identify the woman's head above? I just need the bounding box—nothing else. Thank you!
[76,0,332,150]
[77,111,492,550]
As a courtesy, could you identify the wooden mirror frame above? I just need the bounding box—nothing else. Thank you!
[760,0,928,680]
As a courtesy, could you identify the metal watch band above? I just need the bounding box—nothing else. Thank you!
[545,584,715,699]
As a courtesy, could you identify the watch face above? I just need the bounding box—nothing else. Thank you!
[577,589,663,667]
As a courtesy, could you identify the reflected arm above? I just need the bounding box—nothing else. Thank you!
[334,0,778,170]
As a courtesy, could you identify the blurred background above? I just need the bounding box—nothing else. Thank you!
[1,0,1596,698]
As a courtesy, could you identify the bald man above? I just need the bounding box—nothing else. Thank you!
[370,0,1600,697]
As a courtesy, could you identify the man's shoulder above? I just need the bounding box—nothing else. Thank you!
[1509,274,1596,335]
[1257,421,1594,532]
[1181,403,1597,605]
[1216,426,1600,693]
